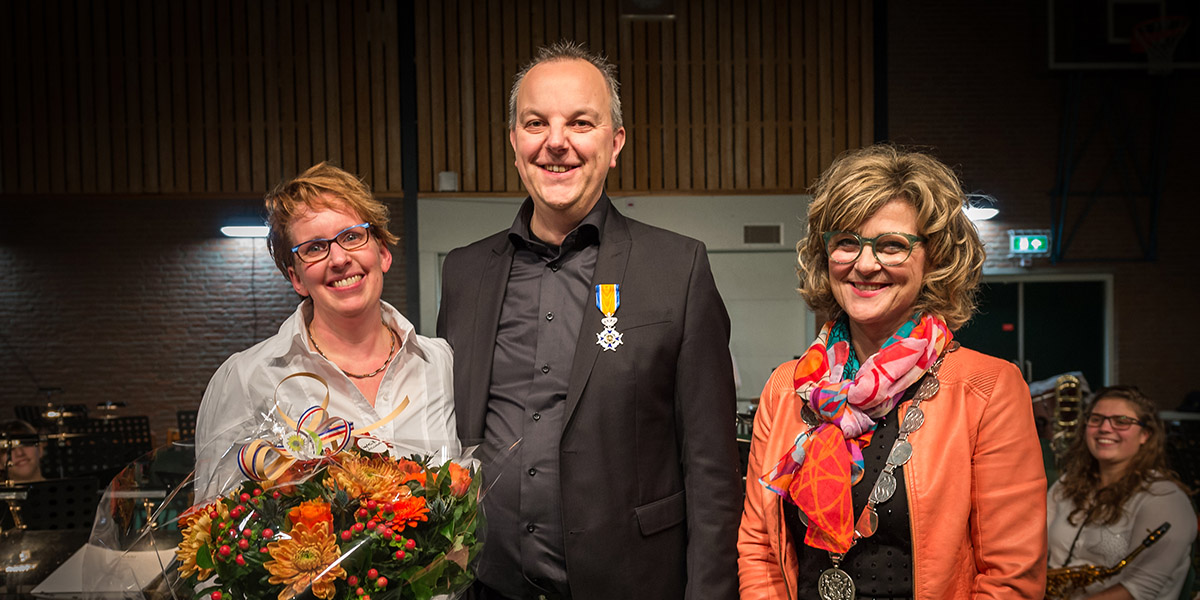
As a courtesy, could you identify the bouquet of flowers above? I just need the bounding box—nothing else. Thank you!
[175,446,482,600]
[176,448,480,600]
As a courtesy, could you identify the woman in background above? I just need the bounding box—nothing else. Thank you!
[0,419,45,484]
[1047,385,1196,599]
[738,144,1046,599]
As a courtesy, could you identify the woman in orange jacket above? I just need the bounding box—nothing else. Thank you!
[738,145,1047,599]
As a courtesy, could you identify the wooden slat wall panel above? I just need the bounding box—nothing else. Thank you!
[0,0,870,196]
[414,0,874,194]
[0,0,406,195]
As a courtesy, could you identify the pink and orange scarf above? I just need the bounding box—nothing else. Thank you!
[761,312,952,553]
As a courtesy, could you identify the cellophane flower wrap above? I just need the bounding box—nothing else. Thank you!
[83,374,485,600]
[175,446,481,600]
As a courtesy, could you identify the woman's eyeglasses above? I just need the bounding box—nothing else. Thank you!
[822,231,925,266]
[291,223,372,263]
[1085,412,1145,430]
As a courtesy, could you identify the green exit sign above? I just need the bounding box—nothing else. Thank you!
[1009,231,1051,255]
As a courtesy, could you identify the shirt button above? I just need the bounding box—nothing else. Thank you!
[526,524,536,533]
[546,312,554,321]
[528,468,536,476]
[550,264,560,272]
[541,364,550,374]
[532,413,541,421]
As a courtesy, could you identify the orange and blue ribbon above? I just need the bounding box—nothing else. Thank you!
[237,372,411,481]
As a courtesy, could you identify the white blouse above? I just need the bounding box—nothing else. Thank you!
[194,300,457,501]
[1047,477,1196,600]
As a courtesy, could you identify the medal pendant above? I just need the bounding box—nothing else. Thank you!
[594,284,623,351]
[817,567,856,600]
[596,323,624,351]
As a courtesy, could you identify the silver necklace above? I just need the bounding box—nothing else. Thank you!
[307,320,398,379]
[804,342,956,600]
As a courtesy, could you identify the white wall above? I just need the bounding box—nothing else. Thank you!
[418,194,815,404]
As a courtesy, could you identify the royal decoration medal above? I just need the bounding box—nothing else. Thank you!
[595,283,623,351]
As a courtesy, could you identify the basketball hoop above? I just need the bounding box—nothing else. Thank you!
[1132,16,1192,75]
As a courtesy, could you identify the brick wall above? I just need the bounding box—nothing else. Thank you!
[887,1,1200,407]
[0,197,410,445]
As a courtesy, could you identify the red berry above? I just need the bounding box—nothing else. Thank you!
[366,500,377,509]
[218,545,231,557]
[382,529,393,540]
[366,520,377,530]
[217,521,227,530]
[394,550,405,560]
[356,588,365,597]
[347,575,358,586]
[252,488,262,496]
[239,493,251,502]
[404,538,416,550]
[235,554,246,566]
[363,596,371,600]
[367,568,378,579]
[242,528,253,538]
[209,510,218,519]
[353,522,365,533]
[262,528,274,538]
[237,539,249,550]
[376,576,387,588]
[341,530,352,541]
[356,508,369,519]
[260,547,269,554]
[210,592,222,600]
[272,491,281,499]
[251,497,260,505]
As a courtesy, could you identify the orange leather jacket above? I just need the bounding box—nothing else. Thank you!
[738,346,1047,599]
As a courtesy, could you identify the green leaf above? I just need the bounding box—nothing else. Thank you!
[195,545,215,570]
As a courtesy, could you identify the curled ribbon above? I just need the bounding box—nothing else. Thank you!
[237,372,411,481]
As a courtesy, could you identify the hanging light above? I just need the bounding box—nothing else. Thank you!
[220,224,269,238]
[963,193,999,222]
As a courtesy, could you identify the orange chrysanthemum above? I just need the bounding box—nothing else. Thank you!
[325,454,413,501]
[264,521,346,600]
[445,462,472,497]
[287,499,333,532]
[385,495,430,533]
[176,502,228,580]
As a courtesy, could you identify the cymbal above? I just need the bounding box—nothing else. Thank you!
[0,434,40,448]
[41,432,89,440]
[40,409,83,419]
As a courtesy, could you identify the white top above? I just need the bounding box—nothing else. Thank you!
[194,300,456,501]
[1047,477,1197,600]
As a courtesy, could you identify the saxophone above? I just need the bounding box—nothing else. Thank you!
[1045,522,1171,599]
[1049,374,1082,463]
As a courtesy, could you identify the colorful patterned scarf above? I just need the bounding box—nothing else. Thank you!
[761,312,952,553]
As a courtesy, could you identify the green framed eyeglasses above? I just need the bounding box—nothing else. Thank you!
[822,231,926,266]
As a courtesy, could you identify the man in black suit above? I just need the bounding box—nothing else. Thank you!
[437,40,740,600]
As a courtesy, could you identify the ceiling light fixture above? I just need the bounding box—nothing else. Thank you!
[963,193,999,222]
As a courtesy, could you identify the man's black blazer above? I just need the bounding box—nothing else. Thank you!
[437,197,741,600]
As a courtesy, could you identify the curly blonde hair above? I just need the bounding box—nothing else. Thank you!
[797,144,985,330]
[264,162,399,280]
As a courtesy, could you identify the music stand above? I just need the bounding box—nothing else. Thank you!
[176,409,199,442]
[11,478,100,531]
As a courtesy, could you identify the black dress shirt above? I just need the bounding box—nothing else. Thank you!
[477,198,606,599]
